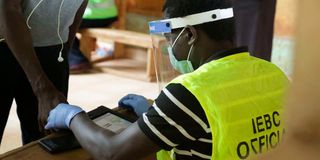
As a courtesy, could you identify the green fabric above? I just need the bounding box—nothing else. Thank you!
[83,0,118,19]
[157,150,174,160]
[157,52,289,160]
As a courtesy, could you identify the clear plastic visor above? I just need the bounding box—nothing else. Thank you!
[149,8,234,91]
[149,21,180,91]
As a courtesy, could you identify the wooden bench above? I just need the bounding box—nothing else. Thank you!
[79,28,165,81]
[78,0,165,82]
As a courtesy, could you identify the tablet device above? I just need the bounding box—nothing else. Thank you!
[39,106,136,153]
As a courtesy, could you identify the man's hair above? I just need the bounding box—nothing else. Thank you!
[163,0,235,42]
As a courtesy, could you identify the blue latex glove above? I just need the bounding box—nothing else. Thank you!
[118,94,150,117]
[45,103,84,130]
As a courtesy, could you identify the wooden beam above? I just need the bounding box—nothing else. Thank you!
[80,29,154,48]
[79,35,96,61]
[146,48,155,79]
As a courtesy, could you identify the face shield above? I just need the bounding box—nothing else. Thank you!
[149,8,234,91]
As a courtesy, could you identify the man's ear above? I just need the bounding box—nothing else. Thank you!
[186,25,198,45]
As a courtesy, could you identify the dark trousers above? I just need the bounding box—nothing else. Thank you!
[0,42,69,145]
[232,0,277,61]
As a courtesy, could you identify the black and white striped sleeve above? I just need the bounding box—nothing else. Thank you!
[137,83,212,155]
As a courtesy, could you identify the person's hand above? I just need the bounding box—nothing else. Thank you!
[37,87,67,133]
[45,103,84,130]
[118,94,151,117]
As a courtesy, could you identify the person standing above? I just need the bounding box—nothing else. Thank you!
[232,0,277,61]
[0,0,87,145]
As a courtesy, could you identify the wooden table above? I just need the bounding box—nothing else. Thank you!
[0,107,155,160]
[0,140,92,160]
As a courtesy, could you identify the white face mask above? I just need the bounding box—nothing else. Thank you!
[167,27,195,74]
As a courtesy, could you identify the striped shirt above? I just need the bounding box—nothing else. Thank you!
[138,83,212,160]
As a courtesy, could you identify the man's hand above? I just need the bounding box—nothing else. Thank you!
[37,84,68,133]
[118,94,151,117]
[45,103,84,130]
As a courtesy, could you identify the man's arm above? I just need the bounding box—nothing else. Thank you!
[46,83,211,159]
[70,113,160,160]
[66,0,88,51]
[0,0,66,131]
[0,0,54,93]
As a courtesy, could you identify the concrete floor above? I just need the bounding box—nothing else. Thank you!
[0,73,158,154]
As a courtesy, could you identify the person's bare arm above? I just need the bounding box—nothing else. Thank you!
[0,0,67,131]
[70,113,160,160]
[0,0,56,93]
[65,0,88,51]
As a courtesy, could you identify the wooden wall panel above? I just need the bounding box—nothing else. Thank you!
[123,0,165,64]
[274,0,298,36]
[127,0,165,17]
[259,0,320,159]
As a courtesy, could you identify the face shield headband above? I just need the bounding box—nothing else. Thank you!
[149,8,234,74]
[149,8,234,34]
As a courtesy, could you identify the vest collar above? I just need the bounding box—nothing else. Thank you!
[205,46,249,63]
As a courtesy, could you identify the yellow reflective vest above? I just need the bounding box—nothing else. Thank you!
[157,52,289,160]
[83,0,118,19]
